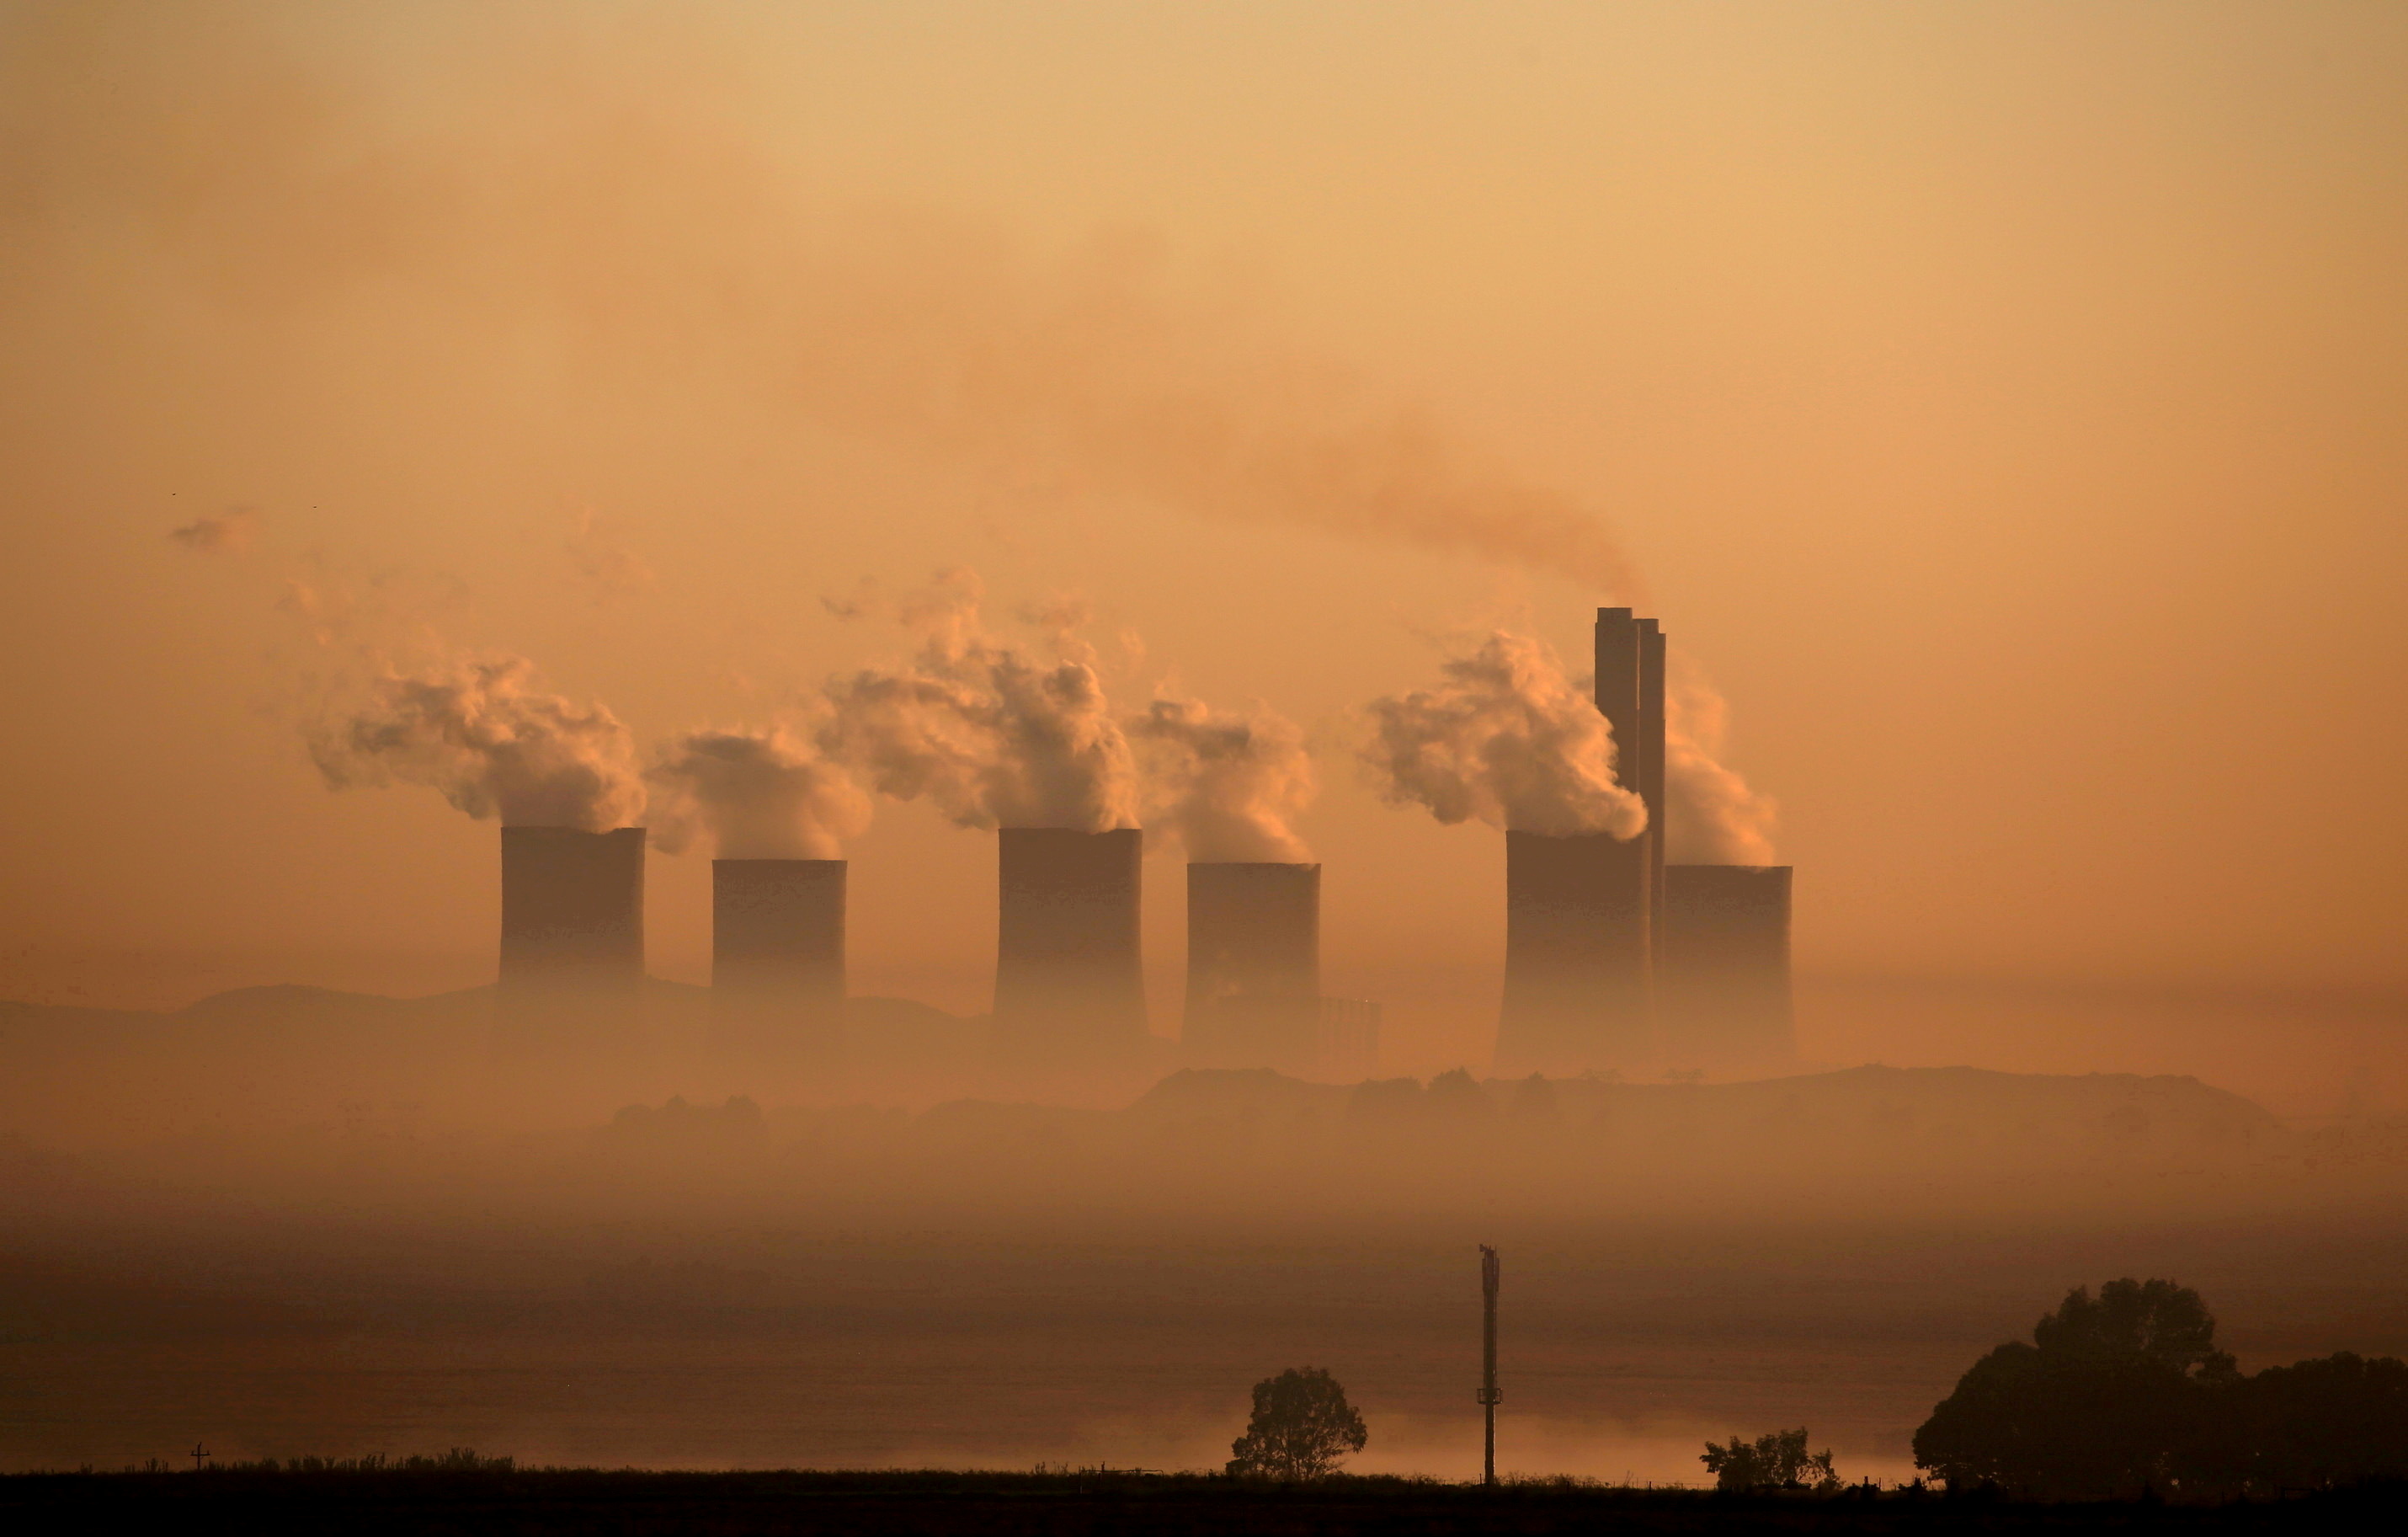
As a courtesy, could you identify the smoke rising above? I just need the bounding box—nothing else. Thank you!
[647,726,871,860]
[5,6,1647,596]
[1665,654,1778,864]
[45,3,1771,858]
[168,507,258,555]
[1361,632,1648,839]
[309,654,645,830]
[818,573,1140,833]
[1129,694,1315,862]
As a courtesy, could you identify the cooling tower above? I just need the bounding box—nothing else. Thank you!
[498,825,645,999]
[713,857,845,1008]
[1183,862,1320,1073]
[1493,828,1653,1076]
[993,827,1148,1061]
[1660,864,1794,1066]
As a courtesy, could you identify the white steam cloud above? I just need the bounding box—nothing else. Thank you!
[1361,632,1648,840]
[78,9,1777,855]
[646,726,871,860]
[817,573,1140,833]
[1665,654,1778,864]
[308,654,644,830]
[1128,694,1315,862]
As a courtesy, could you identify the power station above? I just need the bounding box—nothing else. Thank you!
[1495,606,1795,1076]
[475,606,1787,1086]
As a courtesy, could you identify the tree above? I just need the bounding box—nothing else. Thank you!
[2231,1352,2408,1492]
[1700,1428,1840,1492]
[1920,1278,2408,1501]
[1228,1367,1368,1480]
[1913,1278,2238,1500]
[2032,1278,2234,1378]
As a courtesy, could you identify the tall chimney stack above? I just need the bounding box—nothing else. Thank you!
[1596,606,1669,958]
[1493,829,1652,1075]
[1637,617,1668,969]
[1488,605,1666,1077]
[1183,861,1320,1073]
[498,826,645,1001]
[711,858,845,1059]
[1659,864,1794,1068]
[993,827,1148,1065]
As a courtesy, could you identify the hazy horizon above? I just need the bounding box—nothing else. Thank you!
[3,0,2405,1492]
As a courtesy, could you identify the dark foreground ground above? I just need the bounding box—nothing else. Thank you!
[3,1469,2401,1536]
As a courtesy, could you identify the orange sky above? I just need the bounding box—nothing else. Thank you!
[2,2,2401,1085]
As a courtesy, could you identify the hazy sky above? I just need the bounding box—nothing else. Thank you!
[3,2,2402,1067]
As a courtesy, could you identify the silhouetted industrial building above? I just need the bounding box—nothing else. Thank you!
[993,827,1148,1062]
[711,858,845,1061]
[498,825,645,1001]
[1488,606,1665,1076]
[1660,863,1794,1065]
[1184,862,1319,1074]
[1492,828,1653,1075]
[1490,604,1795,1076]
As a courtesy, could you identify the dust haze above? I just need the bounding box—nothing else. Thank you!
[3,0,2405,1492]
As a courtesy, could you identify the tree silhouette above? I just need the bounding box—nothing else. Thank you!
[2231,1351,2408,1492]
[1918,1278,2408,1500]
[1700,1428,1840,1492]
[1914,1278,2238,1500]
[1228,1367,1368,1480]
[2032,1278,2232,1376]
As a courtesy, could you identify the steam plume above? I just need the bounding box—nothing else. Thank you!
[1665,655,1778,864]
[51,7,1775,846]
[646,726,870,859]
[11,8,1644,596]
[309,654,644,830]
[1361,632,1647,839]
[1129,694,1314,862]
[818,574,1139,832]
[168,507,258,554]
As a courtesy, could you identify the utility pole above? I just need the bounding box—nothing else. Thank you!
[189,1442,210,1472]
[1477,1245,1501,1487]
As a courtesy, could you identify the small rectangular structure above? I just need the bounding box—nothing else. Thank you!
[1493,828,1653,1076]
[1182,862,1321,1073]
[993,826,1148,1061]
[1659,863,1794,1068]
[498,825,645,1000]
